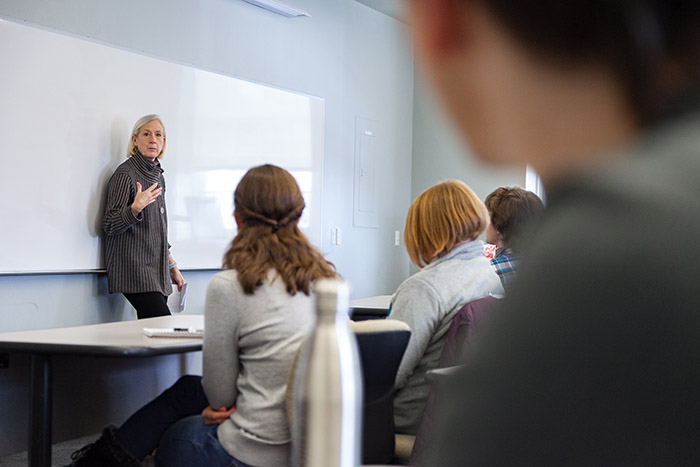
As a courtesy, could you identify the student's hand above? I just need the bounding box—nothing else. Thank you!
[202,405,236,426]
[170,267,185,291]
[131,182,162,216]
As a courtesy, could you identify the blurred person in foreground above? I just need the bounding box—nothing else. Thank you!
[407,0,700,464]
[484,186,544,289]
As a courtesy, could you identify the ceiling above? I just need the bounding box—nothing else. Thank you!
[354,0,406,23]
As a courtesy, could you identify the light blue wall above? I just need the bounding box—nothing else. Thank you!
[411,70,526,201]
[0,0,414,456]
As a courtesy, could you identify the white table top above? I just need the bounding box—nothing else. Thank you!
[349,295,392,310]
[0,315,204,357]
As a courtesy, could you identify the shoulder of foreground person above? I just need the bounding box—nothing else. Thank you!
[425,124,700,466]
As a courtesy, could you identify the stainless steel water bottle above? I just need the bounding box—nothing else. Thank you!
[291,278,363,467]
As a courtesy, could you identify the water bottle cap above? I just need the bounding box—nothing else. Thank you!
[313,278,350,315]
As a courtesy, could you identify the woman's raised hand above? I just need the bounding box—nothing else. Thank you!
[130,182,162,216]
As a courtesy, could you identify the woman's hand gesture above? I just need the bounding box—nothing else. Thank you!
[131,182,162,216]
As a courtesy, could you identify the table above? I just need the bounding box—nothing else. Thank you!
[0,315,204,467]
[349,295,392,320]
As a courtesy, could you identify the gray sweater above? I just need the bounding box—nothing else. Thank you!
[202,269,315,467]
[388,241,502,433]
[103,154,171,295]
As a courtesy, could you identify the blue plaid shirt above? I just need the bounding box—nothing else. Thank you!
[490,247,518,288]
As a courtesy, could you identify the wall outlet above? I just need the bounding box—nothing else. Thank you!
[330,228,342,245]
[394,230,400,246]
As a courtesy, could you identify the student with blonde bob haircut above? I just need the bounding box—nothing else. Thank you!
[388,180,501,434]
[404,180,489,267]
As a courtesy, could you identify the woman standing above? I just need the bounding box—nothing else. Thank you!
[103,115,184,319]
[70,165,337,467]
[388,180,502,434]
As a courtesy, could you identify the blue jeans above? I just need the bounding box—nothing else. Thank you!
[115,375,251,467]
[155,415,251,467]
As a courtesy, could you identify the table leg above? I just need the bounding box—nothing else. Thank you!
[29,354,52,467]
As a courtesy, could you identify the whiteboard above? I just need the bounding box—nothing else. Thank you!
[0,19,324,273]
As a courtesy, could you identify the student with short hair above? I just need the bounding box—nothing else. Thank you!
[407,0,700,464]
[484,186,544,287]
[70,165,336,467]
[388,180,501,434]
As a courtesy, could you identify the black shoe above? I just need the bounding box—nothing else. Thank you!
[66,425,141,467]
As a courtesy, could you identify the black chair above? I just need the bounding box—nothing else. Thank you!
[286,320,410,465]
[351,320,411,465]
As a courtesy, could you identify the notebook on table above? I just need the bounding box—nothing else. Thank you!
[143,327,204,338]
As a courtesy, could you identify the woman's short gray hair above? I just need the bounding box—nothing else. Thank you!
[126,114,166,158]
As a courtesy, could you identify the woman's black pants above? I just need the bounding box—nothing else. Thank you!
[124,292,171,319]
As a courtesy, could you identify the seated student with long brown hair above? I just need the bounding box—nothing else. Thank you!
[387,180,502,435]
[68,165,336,467]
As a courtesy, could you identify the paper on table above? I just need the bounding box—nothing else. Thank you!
[167,283,188,313]
[143,327,203,338]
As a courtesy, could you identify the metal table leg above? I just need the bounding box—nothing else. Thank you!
[29,354,52,467]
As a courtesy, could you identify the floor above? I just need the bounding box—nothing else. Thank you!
[0,434,98,467]
[0,435,403,466]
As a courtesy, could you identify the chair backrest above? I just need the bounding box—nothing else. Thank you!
[351,320,411,465]
[286,320,410,466]
[410,296,498,466]
[439,295,499,367]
